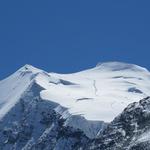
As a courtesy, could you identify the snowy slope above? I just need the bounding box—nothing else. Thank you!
[0,64,105,139]
[0,80,89,149]
[1,62,150,123]
[0,64,43,119]
[42,62,150,122]
[1,62,150,149]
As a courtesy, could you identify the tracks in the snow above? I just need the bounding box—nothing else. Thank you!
[93,80,98,96]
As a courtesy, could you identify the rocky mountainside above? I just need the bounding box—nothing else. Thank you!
[88,96,150,150]
[0,62,150,149]
[0,81,89,150]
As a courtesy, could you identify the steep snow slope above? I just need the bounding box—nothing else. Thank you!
[0,80,89,150]
[1,62,150,123]
[0,64,105,139]
[0,64,43,119]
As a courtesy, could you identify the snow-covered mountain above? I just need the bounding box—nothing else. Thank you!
[0,61,150,149]
[46,62,150,122]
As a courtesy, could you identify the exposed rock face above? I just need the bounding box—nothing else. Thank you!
[88,97,150,150]
[0,82,89,150]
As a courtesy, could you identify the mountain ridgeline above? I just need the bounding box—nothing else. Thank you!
[0,62,150,149]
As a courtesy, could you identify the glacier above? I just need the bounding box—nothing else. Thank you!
[0,62,150,149]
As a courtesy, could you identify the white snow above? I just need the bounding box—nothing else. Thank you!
[1,62,150,122]
[0,64,43,118]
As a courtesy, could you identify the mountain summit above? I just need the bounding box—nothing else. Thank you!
[0,62,150,149]
[1,62,150,122]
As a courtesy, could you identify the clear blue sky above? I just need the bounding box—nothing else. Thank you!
[0,0,150,79]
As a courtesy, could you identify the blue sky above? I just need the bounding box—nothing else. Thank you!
[0,0,150,79]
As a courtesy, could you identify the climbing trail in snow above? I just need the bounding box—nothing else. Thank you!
[93,80,98,96]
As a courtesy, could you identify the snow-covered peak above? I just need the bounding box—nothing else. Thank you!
[0,64,47,119]
[44,62,150,122]
[1,62,150,122]
[17,64,43,74]
[1,62,150,149]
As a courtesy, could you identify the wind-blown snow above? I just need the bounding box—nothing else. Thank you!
[1,62,150,122]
